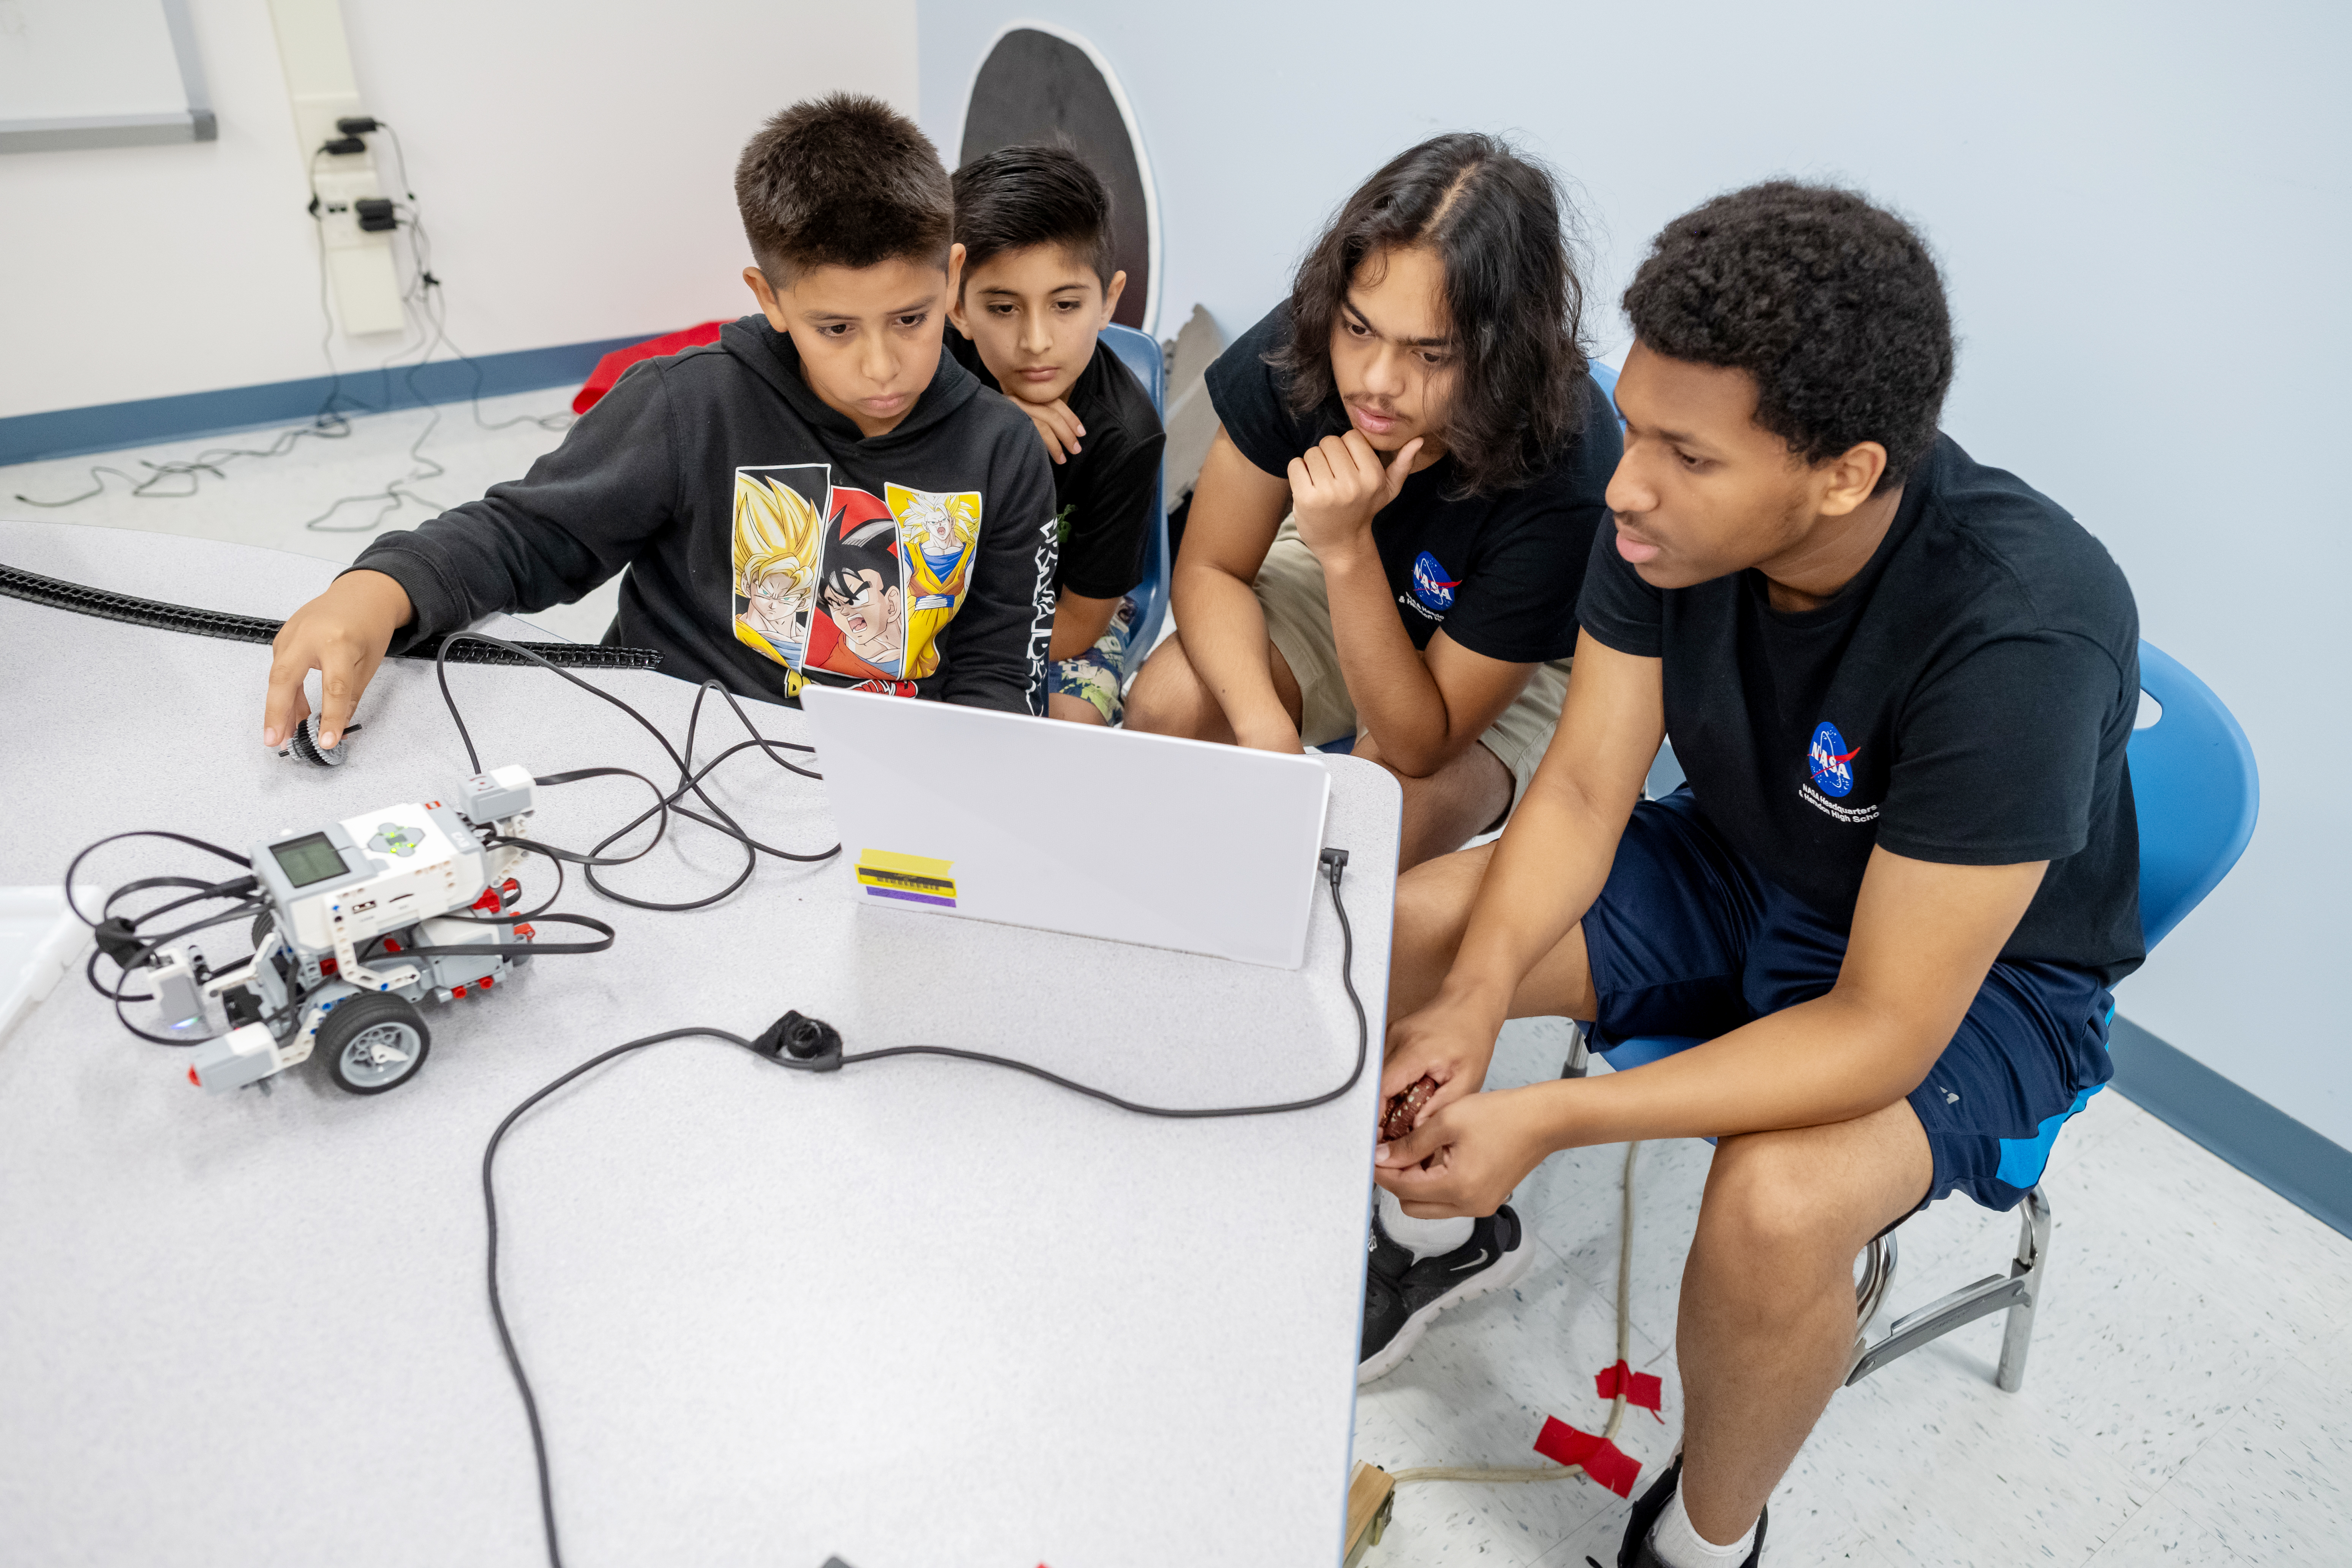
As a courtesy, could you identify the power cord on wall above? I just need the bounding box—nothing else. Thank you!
[13,118,574,530]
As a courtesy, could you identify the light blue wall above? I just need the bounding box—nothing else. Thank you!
[922,2,2352,1145]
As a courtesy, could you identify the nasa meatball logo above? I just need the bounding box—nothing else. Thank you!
[1410,551,1461,613]
[1808,721,1860,798]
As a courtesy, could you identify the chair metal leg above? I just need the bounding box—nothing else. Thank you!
[1561,1021,1590,1079]
[1855,1231,1899,1326]
[1846,1184,2052,1390]
[1995,1184,2052,1393]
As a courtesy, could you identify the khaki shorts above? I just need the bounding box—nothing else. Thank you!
[1253,517,1571,809]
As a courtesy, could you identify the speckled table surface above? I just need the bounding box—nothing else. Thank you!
[0,520,1401,1568]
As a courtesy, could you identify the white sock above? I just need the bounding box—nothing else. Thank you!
[1647,1482,1756,1568]
[1376,1186,1473,1258]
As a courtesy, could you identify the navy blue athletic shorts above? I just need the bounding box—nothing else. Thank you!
[1581,789,2115,1213]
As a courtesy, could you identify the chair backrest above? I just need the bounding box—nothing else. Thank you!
[1096,324,1171,662]
[2128,640,2259,950]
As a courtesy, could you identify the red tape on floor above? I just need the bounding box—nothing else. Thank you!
[1595,1358,1666,1420]
[1532,1416,1641,1497]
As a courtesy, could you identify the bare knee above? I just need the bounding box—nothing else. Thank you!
[1696,1134,1859,1278]
[1124,635,1214,738]
[1386,846,1492,1019]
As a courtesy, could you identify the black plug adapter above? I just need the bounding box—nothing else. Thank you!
[319,135,366,156]
[354,197,396,232]
[92,916,145,969]
[335,115,379,135]
[752,1010,842,1071]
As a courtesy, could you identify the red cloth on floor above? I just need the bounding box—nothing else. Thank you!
[572,321,727,414]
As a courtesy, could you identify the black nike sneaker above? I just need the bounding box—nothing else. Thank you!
[1618,1456,1767,1567]
[1357,1205,1535,1384]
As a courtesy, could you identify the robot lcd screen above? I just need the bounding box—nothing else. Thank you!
[270,833,347,888]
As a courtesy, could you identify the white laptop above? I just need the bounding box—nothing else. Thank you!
[797,685,1333,969]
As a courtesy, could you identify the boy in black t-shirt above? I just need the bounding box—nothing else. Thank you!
[1124,133,1620,867]
[1369,185,2140,1568]
[945,145,1166,725]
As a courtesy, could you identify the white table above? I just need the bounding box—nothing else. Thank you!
[0,520,1401,1568]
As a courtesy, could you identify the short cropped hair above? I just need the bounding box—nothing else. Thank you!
[1623,182,1954,492]
[952,143,1115,289]
[1275,132,1592,497]
[735,93,952,284]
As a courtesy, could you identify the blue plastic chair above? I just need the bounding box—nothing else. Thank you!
[1094,324,1171,668]
[1566,639,2259,1390]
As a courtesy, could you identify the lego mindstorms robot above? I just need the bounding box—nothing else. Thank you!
[151,766,547,1097]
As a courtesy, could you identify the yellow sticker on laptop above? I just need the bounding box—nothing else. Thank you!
[855,848,957,907]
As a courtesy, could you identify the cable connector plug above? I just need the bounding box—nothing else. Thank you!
[93,916,145,969]
[1320,846,1350,887]
[752,1010,842,1071]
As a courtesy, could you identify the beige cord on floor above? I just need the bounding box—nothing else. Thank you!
[1389,1140,1641,1486]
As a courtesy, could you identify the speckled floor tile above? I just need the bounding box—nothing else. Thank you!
[2151,1339,2352,1561]
[2086,1493,2260,1565]
[2053,1105,2352,1358]
[1796,1344,2154,1565]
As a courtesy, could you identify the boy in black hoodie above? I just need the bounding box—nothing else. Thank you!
[259,94,1058,752]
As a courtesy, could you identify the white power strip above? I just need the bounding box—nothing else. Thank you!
[0,886,98,1045]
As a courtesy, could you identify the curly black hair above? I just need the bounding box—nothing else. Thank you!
[1272,132,1590,497]
[1622,181,1953,492]
[735,94,952,285]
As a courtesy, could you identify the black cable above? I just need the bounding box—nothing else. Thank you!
[429,631,838,913]
[481,851,1366,1568]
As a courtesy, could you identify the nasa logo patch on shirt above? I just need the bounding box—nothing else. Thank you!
[1801,720,1880,824]
[1410,550,1461,614]
[1808,721,1859,797]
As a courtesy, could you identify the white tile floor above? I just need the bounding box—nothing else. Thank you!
[0,389,610,642]
[1356,1016,2352,1566]
[9,397,2348,1566]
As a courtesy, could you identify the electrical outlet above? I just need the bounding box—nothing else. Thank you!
[267,0,404,337]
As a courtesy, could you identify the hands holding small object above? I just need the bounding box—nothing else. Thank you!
[262,568,413,754]
[1373,998,1562,1218]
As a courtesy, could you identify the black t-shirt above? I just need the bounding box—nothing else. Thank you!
[1578,433,2145,984]
[1206,304,1621,664]
[948,331,1166,601]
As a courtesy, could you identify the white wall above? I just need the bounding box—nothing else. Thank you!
[0,0,917,419]
[921,3,2352,1144]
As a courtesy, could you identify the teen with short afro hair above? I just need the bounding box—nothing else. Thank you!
[1370,182,2141,1568]
[265,93,1060,744]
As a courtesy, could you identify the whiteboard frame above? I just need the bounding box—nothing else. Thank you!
[0,0,216,153]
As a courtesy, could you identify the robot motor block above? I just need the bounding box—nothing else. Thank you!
[181,773,539,1097]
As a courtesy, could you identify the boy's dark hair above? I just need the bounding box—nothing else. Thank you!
[1274,132,1590,496]
[1623,181,1954,493]
[735,93,952,285]
[952,143,1115,290]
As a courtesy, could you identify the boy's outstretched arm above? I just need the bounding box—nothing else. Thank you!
[935,428,1059,713]
[254,362,682,748]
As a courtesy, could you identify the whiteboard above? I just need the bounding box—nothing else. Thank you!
[0,0,215,152]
